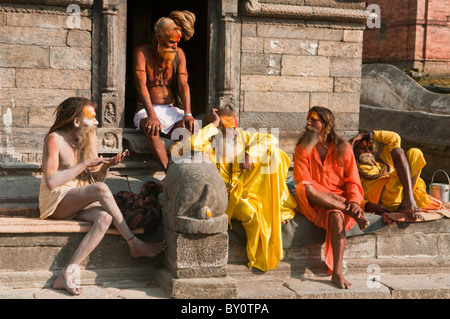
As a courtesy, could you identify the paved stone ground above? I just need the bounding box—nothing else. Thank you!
[0,273,449,299]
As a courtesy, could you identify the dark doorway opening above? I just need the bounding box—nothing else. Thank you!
[125,0,208,128]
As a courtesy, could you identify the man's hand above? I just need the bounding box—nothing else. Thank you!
[365,202,392,215]
[240,153,254,173]
[351,132,371,147]
[141,115,161,136]
[207,108,220,128]
[345,202,365,218]
[183,115,198,134]
[102,149,129,169]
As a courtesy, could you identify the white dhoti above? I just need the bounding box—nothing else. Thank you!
[134,104,185,135]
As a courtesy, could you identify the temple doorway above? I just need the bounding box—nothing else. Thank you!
[125,0,209,127]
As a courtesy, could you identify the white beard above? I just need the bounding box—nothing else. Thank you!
[215,134,244,164]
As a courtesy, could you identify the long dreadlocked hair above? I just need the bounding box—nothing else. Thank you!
[48,97,97,168]
[297,106,349,160]
[152,10,195,46]
[48,97,91,135]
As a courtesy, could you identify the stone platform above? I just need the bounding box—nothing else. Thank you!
[0,160,449,299]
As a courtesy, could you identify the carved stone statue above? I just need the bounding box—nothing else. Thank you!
[159,159,228,220]
[157,158,234,293]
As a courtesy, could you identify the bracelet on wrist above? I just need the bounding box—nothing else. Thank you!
[184,113,193,117]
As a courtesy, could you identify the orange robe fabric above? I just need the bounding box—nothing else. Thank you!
[293,141,364,273]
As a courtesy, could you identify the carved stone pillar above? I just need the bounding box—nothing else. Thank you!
[96,0,126,154]
[216,0,241,114]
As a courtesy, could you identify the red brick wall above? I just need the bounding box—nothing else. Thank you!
[363,0,450,73]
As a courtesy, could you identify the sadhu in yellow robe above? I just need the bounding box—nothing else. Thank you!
[359,130,442,212]
[172,122,297,272]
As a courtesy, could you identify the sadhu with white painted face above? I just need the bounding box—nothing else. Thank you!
[39,97,165,296]
[171,108,297,273]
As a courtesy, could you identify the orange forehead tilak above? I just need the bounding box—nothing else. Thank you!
[83,106,96,119]
[220,115,238,128]
[168,30,181,43]
[307,111,320,121]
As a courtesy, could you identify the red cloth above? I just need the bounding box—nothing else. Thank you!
[293,141,364,272]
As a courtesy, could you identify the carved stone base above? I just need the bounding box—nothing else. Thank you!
[163,226,230,279]
[156,268,238,299]
[97,127,122,154]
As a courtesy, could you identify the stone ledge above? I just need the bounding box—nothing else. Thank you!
[0,217,144,235]
[243,0,370,23]
[0,0,94,8]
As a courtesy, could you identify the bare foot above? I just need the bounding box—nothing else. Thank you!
[398,198,425,220]
[331,273,352,289]
[356,214,369,230]
[130,239,166,258]
[52,264,83,295]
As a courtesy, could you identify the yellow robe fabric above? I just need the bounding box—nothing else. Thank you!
[173,123,297,271]
[359,130,434,211]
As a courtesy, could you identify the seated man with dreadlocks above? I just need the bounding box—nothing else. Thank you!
[293,106,369,289]
[351,130,442,219]
[39,97,166,295]
[134,10,197,173]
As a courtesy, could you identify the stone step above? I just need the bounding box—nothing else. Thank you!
[0,215,448,289]
[0,217,164,289]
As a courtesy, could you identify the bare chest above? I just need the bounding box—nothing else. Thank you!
[58,141,77,170]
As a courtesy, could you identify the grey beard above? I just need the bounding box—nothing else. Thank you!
[300,126,321,152]
[359,152,376,166]
[75,125,93,146]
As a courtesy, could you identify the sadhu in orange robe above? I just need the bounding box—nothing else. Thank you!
[293,140,363,273]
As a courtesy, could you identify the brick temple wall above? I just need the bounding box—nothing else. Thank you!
[0,3,92,163]
[363,0,450,73]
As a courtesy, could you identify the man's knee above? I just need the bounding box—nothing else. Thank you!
[96,210,113,230]
[303,183,314,197]
[329,211,345,232]
[234,200,258,224]
[92,182,113,199]
[406,148,423,161]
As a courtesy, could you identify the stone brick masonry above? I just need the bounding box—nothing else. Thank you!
[0,4,92,163]
[240,22,364,155]
[363,0,450,73]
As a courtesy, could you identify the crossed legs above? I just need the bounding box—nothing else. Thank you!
[50,182,166,295]
[303,184,368,289]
